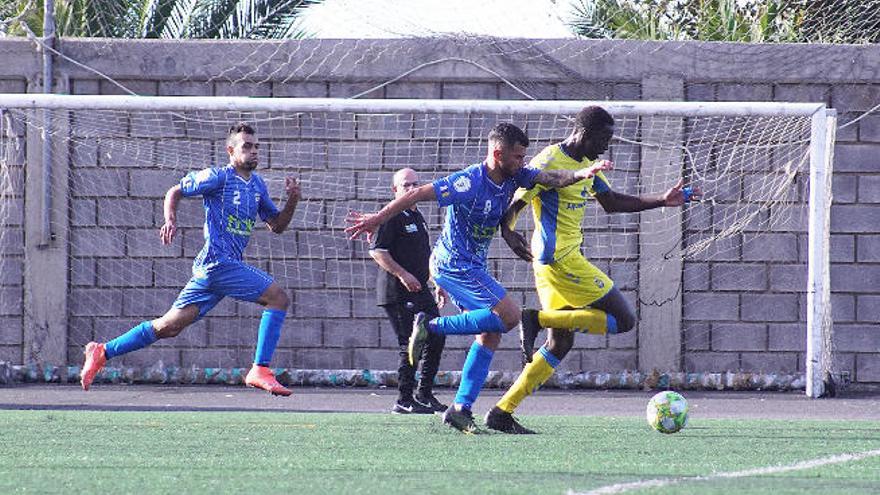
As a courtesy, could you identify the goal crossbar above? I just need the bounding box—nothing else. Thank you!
[0,94,825,117]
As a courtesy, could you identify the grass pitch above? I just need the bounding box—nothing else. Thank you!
[1,410,879,494]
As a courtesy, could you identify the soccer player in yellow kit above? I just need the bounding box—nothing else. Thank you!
[484,106,699,433]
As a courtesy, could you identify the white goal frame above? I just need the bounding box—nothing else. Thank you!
[0,94,837,397]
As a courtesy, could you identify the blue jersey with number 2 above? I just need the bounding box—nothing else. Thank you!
[431,162,539,269]
[180,166,279,269]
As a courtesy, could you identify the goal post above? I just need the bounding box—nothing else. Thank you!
[0,94,835,396]
[807,108,837,398]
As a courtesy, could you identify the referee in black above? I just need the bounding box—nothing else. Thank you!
[370,168,448,414]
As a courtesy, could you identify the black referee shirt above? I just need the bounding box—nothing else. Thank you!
[371,209,432,307]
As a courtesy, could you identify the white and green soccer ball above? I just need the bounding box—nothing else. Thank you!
[646,391,689,434]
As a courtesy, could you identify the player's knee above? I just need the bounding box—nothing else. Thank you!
[499,311,520,332]
[612,309,636,334]
[264,285,290,310]
[546,330,574,358]
[274,289,290,311]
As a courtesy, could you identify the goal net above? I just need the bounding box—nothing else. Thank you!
[0,95,835,396]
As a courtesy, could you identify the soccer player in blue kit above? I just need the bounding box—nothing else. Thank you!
[80,123,301,396]
[346,123,611,432]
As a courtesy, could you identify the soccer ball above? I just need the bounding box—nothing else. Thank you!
[646,391,689,434]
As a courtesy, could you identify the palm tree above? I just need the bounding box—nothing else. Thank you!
[564,0,876,44]
[1,0,317,39]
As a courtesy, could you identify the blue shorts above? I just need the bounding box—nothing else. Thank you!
[431,262,506,312]
[172,260,274,320]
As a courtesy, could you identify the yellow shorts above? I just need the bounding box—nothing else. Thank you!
[533,251,613,310]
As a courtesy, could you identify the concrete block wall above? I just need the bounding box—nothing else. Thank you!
[0,38,877,382]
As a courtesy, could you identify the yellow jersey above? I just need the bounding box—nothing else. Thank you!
[513,144,611,264]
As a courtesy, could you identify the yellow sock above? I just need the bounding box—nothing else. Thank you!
[537,308,611,334]
[496,350,557,413]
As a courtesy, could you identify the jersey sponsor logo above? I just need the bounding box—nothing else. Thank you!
[405,223,418,233]
[472,224,496,240]
[226,214,255,236]
[453,176,471,193]
[565,185,591,210]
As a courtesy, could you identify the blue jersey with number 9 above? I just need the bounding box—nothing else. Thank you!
[431,162,538,269]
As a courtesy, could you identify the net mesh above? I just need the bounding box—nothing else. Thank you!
[0,100,820,382]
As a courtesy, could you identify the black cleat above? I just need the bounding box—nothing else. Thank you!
[408,312,429,367]
[414,393,448,413]
[442,406,480,434]
[484,406,536,434]
[520,308,542,365]
[392,399,434,415]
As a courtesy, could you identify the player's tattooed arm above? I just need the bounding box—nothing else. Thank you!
[533,160,613,189]
[346,184,435,241]
[500,199,532,262]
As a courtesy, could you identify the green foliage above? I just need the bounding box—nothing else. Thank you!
[565,0,876,44]
[0,0,316,39]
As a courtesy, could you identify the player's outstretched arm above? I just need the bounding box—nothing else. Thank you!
[596,178,701,213]
[533,160,613,189]
[345,184,436,241]
[266,177,301,234]
[500,199,532,262]
[159,184,183,245]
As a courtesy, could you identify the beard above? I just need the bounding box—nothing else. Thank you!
[240,158,258,170]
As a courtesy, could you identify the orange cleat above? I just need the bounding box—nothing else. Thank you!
[245,365,292,397]
[80,342,107,391]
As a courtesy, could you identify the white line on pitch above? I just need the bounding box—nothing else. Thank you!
[571,448,880,495]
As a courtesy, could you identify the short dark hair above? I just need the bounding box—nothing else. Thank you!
[574,106,614,132]
[227,122,256,147]
[488,122,529,149]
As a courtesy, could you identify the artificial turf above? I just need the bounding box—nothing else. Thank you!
[1,410,879,494]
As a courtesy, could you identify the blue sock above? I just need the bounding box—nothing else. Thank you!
[453,341,494,409]
[538,345,561,368]
[254,309,286,366]
[104,321,157,360]
[432,308,506,335]
[606,314,619,334]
